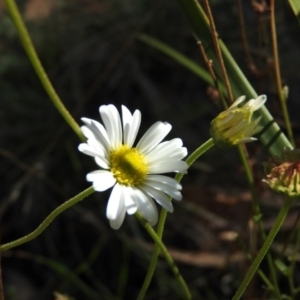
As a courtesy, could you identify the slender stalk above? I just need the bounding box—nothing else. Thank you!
[238,235,277,293]
[137,138,215,299]
[237,145,281,299]
[137,214,192,300]
[3,0,84,141]
[232,196,294,300]
[0,187,95,252]
[202,0,233,103]
[175,138,215,182]
[0,236,4,300]
[197,41,227,109]
[288,217,300,298]
[116,239,130,300]
[236,0,255,68]
[136,210,167,300]
[269,0,295,146]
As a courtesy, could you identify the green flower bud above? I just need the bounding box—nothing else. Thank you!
[210,95,266,148]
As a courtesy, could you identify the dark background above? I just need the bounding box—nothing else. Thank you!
[1,0,300,299]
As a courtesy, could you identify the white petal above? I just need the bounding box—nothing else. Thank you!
[78,143,109,168]
[237,137,257,144]
[128,111,141,147]
[123,186,138,215]
[231,95,246,108]
[147,155,187,166]
[106,184,123,220]
[252,95,267,110]
[108,186,126,229]
[81,118,111,152]
[109,211,126,229]
[244,95,267,111]
[122,105,132,144]
[122,106,141,148]
[87,170,116,191]
[94,157,109,169]
[87,138,106,156]
[145,175,182,190]
[146,142,187,164]
[144,180,182,200]
[140,185,173,212]
[80,125,94,140]
[78,143,99,157]
[131,188,158,226]
[100,105,122,149]
[148,160,188,174]
[137,122,172,154]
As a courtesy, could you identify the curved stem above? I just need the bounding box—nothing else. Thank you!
[137,138,215,300]
[137,214,192,300]
[0,187,95,252]
[4,0,85,141]
[232,196,294,300]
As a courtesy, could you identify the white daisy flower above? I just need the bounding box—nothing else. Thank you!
[78,104,188,229]
[210,95,267,148]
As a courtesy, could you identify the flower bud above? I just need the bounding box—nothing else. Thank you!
[263,148,300,197]
[210,95,266,148]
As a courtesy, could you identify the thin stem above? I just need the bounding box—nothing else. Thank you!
[232,196,294,300]
[3,0,85,141]
[288,217,300,297]
[137,138,215,300]
[176,138,215,182]
[137,214,192,300]
[202,0,233,103]
[0,187,95,252]
[197,41,227,109]
[237,145,281,299]
[236,0,255,68]
[269,0,295,147]
[116,238,130,300]
[237,235,277,292]
[0,237,4,300]
[136,210,167,300]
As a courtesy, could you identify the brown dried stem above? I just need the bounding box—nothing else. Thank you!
[202,0,233,103]
[269,0,295,146]
[197,41,227,108]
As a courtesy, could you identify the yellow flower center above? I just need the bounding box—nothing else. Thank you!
[110,145,148,186]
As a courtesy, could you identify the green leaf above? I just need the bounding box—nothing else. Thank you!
[288,0,300,25]
[175,0,292,156]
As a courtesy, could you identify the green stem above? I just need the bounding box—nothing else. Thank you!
[232,196,294,300]
[238,236,276,292]
[136,210,168,300]
[237,146,281,299]
[0,187,94,252]
[4,0,84,141]
[288,217,300,297]
[176,138,215,182]
[137,214,192,300]
[137,138,215,300]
